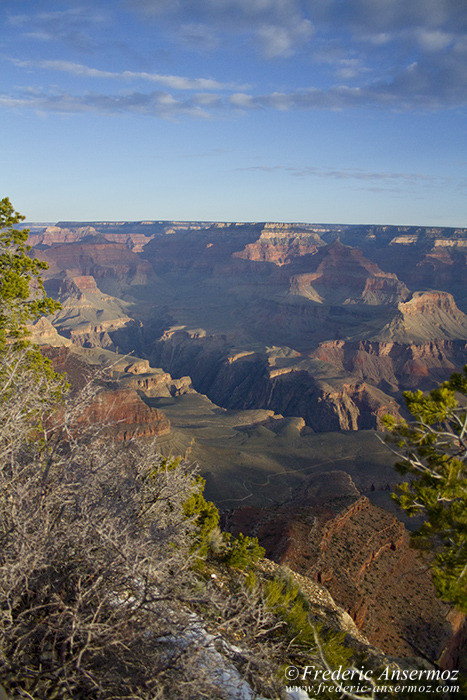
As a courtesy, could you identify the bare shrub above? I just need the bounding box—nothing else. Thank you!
[0,350,229,699]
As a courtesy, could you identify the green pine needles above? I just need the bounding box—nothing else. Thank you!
[0,197,59,349]
[384,367,467,611]
[0,197,63,395]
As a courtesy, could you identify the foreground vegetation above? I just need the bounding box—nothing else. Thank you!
[384,370,467,612]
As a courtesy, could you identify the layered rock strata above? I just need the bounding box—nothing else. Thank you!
[40,347,172,441]
[233,223,325,265]
[150,330,401,431]
[312,339,466,391]
[81,388,170,440]
[223,471,462,664]
[375,291,467,342]
[34,237,153,286]
[288,240,410,305]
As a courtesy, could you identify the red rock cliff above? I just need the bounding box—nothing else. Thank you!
[223,471,461,664]
[82,388,170,441]
[41,347,171,441]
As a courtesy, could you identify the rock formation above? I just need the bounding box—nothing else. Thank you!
[28,221,168,252]
[41,346,171,441]
[150,329,402,431]
[288,240,410,305]
[233,223,325,265]
[43,275,138,351]
[27,217,467,678]
[32,219,466,446]
[312,338,466,391]
[33,237,154,287]
[81,388,171,440]
[374,291,467,342]
[27,317,71,347]
[223,471,462,664]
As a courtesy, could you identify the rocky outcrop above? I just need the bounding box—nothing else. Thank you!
[143,222,265,273]
[40,345,94,389]
[223,471,460,663]
[398,290,465,319]
[410,247,466,307]
[34,238,154,286]
[42,342,193,399]
[331,226,467,305]
[28,225,101,246]
[43,275,139,352]
[66,321,140,352]
[27,317,72,347]
[63,275,100,293]
[81,388,171,440]
[312,338,466,391]
[375,291,467,342]
[114,360,194,398]
[28,224,157,252]
[150,330,401,431]
[233,223,325,265]
[250,371,400,431]
[289,240,410,305]
[41,346,172,440]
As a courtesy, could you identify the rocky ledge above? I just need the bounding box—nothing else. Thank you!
[40,347,172,441]
[223,471,465,668]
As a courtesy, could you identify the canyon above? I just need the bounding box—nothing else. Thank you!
[27,218,466,669]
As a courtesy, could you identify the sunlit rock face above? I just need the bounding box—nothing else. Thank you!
[34,237,154,288]
[311,338,466,391]
[374,291,467,343]
[288,240,410,305]
[223,471,462,664]
[39,347,172,441]
[148,330,401,431]
[233,223,325,265]
[31,220,466,433]
[81,388,171,440]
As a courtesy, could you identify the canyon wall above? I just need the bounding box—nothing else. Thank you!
[223,471,464,666]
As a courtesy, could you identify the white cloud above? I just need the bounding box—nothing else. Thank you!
[416,30,453,51]
[0,88,213,120]
[10,59,244,91]
[178,23,220,51]
[127,0,315,57]
[8,8,108,50]
[229,93,259,109]
[333,58,369,80]
[258,18,314,58]
[9,0,467,112]
[4,0,467,118]
[2,52,467,123]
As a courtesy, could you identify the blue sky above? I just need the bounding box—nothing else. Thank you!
[1,0,466,225]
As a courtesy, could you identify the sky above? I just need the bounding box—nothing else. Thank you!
[1,0,466,226]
